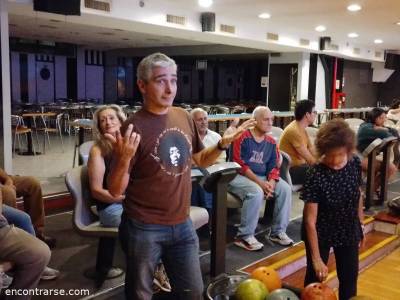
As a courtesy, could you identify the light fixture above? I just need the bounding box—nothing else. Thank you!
[347,32,359,38]
[396,21,400,25]
[374,39,383,44]
[198,0,213,8]
[258,13,271,19]
[347,4,362,12]
[315,25,326,32]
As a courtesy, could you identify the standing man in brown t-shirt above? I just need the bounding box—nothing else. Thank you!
[279,100,317,185]
[106,53,255,300]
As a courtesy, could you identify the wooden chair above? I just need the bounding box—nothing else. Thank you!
[11,115,36,156]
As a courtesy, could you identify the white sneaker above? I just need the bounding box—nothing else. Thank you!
[40,267,60,281]
[234,235,264,251]
[0,272,13,289]
[269,232,294,246]
[153,263,171,292]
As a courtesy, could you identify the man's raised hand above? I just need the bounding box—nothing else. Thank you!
[104,124,141,161]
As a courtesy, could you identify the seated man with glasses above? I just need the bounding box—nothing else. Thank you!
[279,100,318,185]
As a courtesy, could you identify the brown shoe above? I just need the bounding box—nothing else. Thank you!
[37,234,57,249]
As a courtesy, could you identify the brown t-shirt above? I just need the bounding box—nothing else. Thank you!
[121,107,204,225]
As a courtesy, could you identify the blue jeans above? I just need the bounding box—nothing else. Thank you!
[98,203,123,227]
[119,214,204,300]
[2,204,35,235]
[228,174,292,238]
[191,183,213,211]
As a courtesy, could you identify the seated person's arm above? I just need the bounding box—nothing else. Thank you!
[295,144,317,165]
[88,146,124,203]
[0,168,13,187]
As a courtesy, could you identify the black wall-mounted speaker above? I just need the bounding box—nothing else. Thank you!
[34,0,81,16]
[319,36,332,51]
[385,53,400,70]
[201,12,216,32]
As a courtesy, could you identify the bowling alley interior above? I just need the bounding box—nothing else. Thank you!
[1,0,400,299]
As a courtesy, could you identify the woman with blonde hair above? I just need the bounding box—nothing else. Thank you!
[88,104,127,227]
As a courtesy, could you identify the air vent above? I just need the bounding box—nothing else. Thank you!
[299,38,310,46]
[266,32,279,41]
[353,48,360,55]
[85,0,111,12]
[166,14,186,25]
[220,24,235,34]
[375,51,382,58]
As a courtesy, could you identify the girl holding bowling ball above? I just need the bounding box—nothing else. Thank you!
[300,119,364,300]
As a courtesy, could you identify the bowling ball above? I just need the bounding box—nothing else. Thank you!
[251,266,282,292]
[349,296,373,300]
[301,282,337,300]
[235,278,269,300]
[267,288,299,300]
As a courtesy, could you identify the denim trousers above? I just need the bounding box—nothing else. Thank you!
[98,203,123,227]
[228,174,292,238]
[2,205,35,235]
[191,182,213,211]
[119,213,204,300]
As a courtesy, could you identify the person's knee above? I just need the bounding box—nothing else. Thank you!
[25,176,42,191]
[30,238,51,268]
[2,186,17,205]
[276,180,291,197]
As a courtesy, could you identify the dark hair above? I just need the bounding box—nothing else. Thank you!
[315,119,355,157]
[367,107,386,124]
[295,100,315,120]
[390,99,400,110]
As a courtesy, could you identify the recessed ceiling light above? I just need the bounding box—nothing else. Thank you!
[258,13,271,19]
[347,4,362,12]
[396,21,400,25]
[198,0,213,8]
[315,25,326,32]
[348,32,359,38]
[374,39,383,44]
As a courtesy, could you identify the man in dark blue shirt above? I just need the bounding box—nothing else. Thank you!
[228,106,294,251]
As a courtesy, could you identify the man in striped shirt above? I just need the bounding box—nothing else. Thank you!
[228,106,294,251]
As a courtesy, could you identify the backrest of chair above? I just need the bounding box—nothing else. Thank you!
[362,138,383,157]
[79,141,95,166]
[305,126,318,145]
[345,118,364,133]
[268,126,284,143]
[65,166,98,232]
[279,150,293,187]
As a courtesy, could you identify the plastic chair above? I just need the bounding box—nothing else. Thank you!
[305,126,318,146]
[79,141,95,166]
[65,166,123,286]
[268,126,284,143]
[345,118,364,133]
[11,115,36,156]
[65,166,209,285]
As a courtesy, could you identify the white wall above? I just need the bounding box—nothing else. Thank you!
[315,57,326,110]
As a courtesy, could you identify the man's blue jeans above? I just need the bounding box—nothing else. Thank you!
[2,204,35,235]
[119,213,204,300]
[228,174,292,238]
